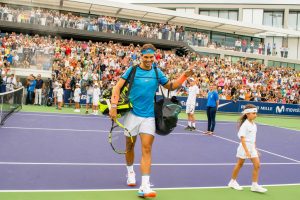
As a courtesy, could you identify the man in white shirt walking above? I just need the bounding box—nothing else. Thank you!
[185,77,199,131]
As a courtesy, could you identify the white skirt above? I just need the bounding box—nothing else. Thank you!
[236,142,258,159]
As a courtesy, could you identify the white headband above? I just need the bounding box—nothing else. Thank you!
[242,108,258,114]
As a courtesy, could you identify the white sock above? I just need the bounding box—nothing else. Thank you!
[188,121,192,127]
[252,182,258,186]
[141,175,150,186]
[126,165,134,173]
[230,179,236,183]
[192,122,196,127]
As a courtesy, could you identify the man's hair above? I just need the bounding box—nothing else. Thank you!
[141,44,156,52]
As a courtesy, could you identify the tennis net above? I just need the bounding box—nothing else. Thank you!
[0,87,24,125]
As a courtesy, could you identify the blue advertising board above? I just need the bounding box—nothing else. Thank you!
[70,94,299,116]
[176,96,300,116]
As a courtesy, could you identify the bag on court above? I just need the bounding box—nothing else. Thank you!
[154,67,182,136]
[99,66,137,116]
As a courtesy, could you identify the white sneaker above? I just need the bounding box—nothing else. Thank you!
[126,171,136,186]
[251,184,268,193]
[138,184,156,198]
[228,180,243,191]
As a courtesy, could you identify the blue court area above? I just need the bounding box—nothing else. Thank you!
[0,112,299,190]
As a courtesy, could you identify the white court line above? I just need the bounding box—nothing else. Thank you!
[1,126,108,133]
[0,183,299,193]
[177,123,300,163]
[16,113,110,120]
[0,162,299,166]
[178,120,235,125]
[257,122,300,132]
[0,126,203,136]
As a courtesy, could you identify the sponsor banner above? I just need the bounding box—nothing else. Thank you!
[175,96,300,116]
[74,95,299,116]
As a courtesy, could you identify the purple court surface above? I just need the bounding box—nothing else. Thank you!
[0,112,299,190]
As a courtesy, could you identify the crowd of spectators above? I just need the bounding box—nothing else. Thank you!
[0,4,290,58]
[0,32,299,106]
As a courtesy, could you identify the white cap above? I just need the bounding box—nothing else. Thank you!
[94,83,98,86]
[189,77,195,81]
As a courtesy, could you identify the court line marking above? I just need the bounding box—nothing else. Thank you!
[15,113,234,124]
[16,113,300,132]
[0,162,299,166]
[0,126,204,136]
[15,113,109,119]
[256,122,300,132]
[177,123,300,163]
[0,183,299,192]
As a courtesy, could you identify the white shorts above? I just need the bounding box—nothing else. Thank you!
[186,104,196,114]
[57,96,63,103]
[86,95,92,104]
[74,96,80,103]
[123,112,156,137]
[236,143,258,159]
[93,97,99,106]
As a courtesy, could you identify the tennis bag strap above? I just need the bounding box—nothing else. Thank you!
[122,65,137,98]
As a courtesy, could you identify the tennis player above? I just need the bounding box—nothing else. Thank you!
[228,104,267,193]
[109,43,194,198]
[185,77,199,131]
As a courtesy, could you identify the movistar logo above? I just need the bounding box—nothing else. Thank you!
[276,105,285,114]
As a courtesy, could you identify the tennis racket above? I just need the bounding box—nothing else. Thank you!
[106,100,134,154]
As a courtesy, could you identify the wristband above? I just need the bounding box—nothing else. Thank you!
[111,104,117,108]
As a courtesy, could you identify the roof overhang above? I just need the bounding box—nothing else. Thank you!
[4,0,300,37]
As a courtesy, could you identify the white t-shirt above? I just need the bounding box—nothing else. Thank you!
[74,88,81,98]
[57,88,64,98]
[238,119,257,144]
[186,85,199,105]
[93,87,101,99]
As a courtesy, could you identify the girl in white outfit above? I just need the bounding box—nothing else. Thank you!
[74,83,81,112]
[57,83,64,110]
[228,104,267,193]
[92,83,101,115]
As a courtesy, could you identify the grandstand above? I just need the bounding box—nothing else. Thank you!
[0,0,299,200]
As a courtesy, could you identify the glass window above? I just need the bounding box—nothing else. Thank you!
[212,32,226,47]
[219,11,228,19]
[273,12,283,28]
[200,10,209,16]
[263,12,273,26]
[281,62,287,67]
[295,64,300,70]
[225,34,238,49]
[287,63,295,68]
[209,11,219,18]
[229,11,238,21]
[273,61,281,67]
[268,61,274,67]
[288,12,297,30]
[298,14,300,31]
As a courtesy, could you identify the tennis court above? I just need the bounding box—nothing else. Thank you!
[0,108,299,200]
